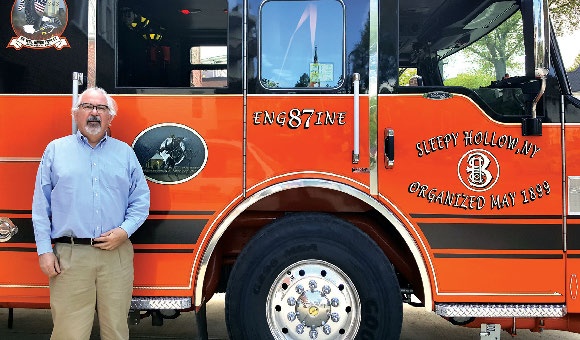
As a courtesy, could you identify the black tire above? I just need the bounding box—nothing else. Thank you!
[225,212,402,340]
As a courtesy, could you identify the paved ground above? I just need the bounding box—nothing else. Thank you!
[1,294,578,339]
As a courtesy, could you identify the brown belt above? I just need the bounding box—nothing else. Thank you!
[53,236,95,245]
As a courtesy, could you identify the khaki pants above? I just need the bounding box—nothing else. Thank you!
[49,240,134,340]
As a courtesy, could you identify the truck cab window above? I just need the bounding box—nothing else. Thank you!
[439,11,527,118]
[259,0,344,90]
[190,46,227,87]
[116,0,228,88]
[395,1,548,122]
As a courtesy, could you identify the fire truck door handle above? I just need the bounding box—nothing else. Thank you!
[384,128,395,168]
[352,73,360,164]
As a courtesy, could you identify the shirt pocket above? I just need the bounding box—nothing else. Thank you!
[102,166,130,191]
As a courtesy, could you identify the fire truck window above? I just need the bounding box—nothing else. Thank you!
[116,0,228,88]
[260,0,344,89]
[438,11,526,118]
[190,46,227,87]
[0,0,89,94]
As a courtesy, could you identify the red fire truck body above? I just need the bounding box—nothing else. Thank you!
[2,0,580,338]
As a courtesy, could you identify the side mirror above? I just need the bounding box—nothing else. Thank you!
[522,0,550,136]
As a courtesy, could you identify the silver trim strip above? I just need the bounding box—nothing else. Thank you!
[352,73,360,163]
[0,284,49,289]
[369,0,379,195]
[0,158,41,162]
[87,0,97,87]
[243,0,248,196]
[562,95,567,250]
[436,303,566,318]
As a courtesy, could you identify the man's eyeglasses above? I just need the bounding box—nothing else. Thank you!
[78,103,109,114]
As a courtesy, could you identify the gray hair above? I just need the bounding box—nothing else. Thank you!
[71,87,118,117]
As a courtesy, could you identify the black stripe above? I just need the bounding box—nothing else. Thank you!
[567,254,580,258]
[434,253,563,259]
[567,224,580,250]
[5,219,35,243]
[130,219,207,244]
[1,210,214,216]
[0,209,31,215]
[134,249,194,253]
[0,247,37,252]
[3,218,207,245]
[411,213,561,219]
[149,210,215,216]
[0,247,194,254]
[418,223,562,250]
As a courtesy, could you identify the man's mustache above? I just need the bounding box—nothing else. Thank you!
[87,116,101,123]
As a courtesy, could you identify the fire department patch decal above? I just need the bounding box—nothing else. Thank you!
[132,123,208,185]
[8,0,69,50]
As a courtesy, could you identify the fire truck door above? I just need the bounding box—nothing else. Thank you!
[372,0,566,304]
[246,0,372,192]
[377,90,565,302]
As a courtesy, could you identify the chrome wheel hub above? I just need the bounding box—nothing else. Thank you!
[266,260,360,339]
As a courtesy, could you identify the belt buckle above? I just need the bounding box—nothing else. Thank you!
[69,236,75,245]
[90,238,94,246]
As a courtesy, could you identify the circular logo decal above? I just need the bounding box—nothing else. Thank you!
[133,123,208,185]
[457,149,500,192]
[9,0,70,50]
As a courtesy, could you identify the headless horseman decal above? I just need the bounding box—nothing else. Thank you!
[132,124,208,185]
[158,135,186,171]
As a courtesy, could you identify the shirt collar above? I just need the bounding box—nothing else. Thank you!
[75,129,108,148]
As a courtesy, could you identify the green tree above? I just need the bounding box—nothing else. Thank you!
[295,73,310,87]
[260,78,279,88]
[550,0,580,35]
[398,68,417,86]
[443,71,495,88]
[464,12,524,81]
[569,54,580,72]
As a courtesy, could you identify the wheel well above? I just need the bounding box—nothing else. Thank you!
[202,186,425,305]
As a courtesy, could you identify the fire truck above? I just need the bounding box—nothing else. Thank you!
[2,0,580,339]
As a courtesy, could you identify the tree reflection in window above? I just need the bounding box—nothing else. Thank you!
[260,0,344,89]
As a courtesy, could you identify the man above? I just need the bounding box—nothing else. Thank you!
[32,87,150,339]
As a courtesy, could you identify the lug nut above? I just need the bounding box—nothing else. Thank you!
[296,323,305,334]
[309,328,318,339]
[330,312,340,322]
[331,298,339,307]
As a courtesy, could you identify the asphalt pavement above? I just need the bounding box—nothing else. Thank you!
[1,294,579,339]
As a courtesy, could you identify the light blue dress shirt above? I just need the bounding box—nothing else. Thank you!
[32,130,150,255]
